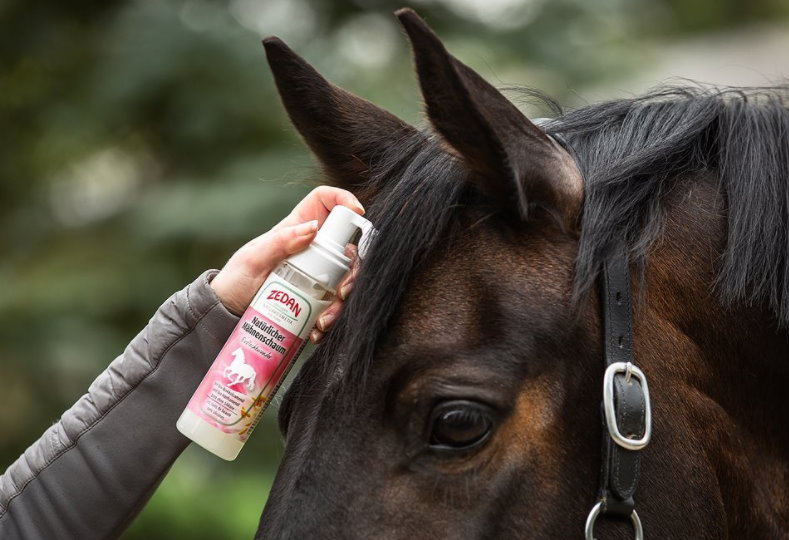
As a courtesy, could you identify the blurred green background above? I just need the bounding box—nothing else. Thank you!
[1,0,788,538]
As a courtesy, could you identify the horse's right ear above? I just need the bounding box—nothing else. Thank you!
[263,37,419,202]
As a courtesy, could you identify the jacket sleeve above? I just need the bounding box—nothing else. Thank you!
[0,270,239,540]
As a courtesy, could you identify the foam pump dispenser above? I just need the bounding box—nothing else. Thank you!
[177,205,375,460]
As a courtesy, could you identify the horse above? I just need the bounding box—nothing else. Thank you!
[225,347,256,392]
[254,8,789,539]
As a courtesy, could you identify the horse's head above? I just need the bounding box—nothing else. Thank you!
[255,9,789,539]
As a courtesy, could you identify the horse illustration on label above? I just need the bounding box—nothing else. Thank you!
[224,347,256,392]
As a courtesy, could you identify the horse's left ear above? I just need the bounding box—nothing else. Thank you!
[396,9,582,230]
[263,37,420,205]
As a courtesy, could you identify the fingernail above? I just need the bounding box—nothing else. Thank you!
[310,329,323,343]
[318,311,336,331]
[302,220,319,232]
[339,282,353,300]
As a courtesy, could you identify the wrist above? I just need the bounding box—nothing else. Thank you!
[209,269,256,316]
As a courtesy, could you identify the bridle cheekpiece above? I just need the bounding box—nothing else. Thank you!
[540,122,653,540]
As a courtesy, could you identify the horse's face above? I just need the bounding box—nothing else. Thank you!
[256,10,600,539]
[265,213,604,538]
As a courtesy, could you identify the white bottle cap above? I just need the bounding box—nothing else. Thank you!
[286,205,376,291]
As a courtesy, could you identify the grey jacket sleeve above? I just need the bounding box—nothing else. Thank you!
[0,270,239,540]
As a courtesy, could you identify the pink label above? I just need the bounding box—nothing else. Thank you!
[186,276,316,441]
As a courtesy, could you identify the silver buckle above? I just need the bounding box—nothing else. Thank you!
[603,361,651,451]
[585,501,643,540]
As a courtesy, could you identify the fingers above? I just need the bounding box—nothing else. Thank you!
[243,220,318,275]
[275,186,365,231]
[338,265,357,301]
[213,186,364,320]
[309,185,365,215]
[211,220,320,315]
[310,299,341,344]
[282,220,320,254]
[316,301,341,332]
[317,186,365,216]
[310,245,360,344]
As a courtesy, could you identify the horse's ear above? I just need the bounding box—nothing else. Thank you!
[396,9,582,229]
[263,37,419,202]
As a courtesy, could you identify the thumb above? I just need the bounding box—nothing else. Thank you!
[244,220,318,275]
[211,220,319,316]
[249,220,318,274]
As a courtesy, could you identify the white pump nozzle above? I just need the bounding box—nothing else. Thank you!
[285,205,376,291]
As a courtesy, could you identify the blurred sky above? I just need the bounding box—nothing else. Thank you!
[1,1,788,538]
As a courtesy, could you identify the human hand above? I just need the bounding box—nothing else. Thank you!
[308,244,358,344]
[210,186,364,342]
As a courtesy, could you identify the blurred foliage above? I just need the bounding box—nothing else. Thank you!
[1,0,787,538]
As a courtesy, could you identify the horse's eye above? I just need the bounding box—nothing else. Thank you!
[428,401,493,450]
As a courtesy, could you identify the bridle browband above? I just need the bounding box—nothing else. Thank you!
[543,125,652,540]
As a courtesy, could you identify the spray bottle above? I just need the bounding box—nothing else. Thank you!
[177,205,375,460]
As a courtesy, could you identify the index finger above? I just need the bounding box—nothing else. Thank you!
[274,186,365,231]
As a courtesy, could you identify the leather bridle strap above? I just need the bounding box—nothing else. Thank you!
[585,253,652,540]
[540,124,653,538]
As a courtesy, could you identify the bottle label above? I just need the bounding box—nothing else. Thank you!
[186,273,329,441]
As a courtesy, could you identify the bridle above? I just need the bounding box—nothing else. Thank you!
[544,125,652,540]
[585,255,651,540]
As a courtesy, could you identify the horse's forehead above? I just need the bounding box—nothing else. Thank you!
[387,223,572,348]
[391,259,480,347]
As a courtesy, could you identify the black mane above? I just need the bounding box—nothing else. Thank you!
[288,85,789,405]
[553,86,789,321]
